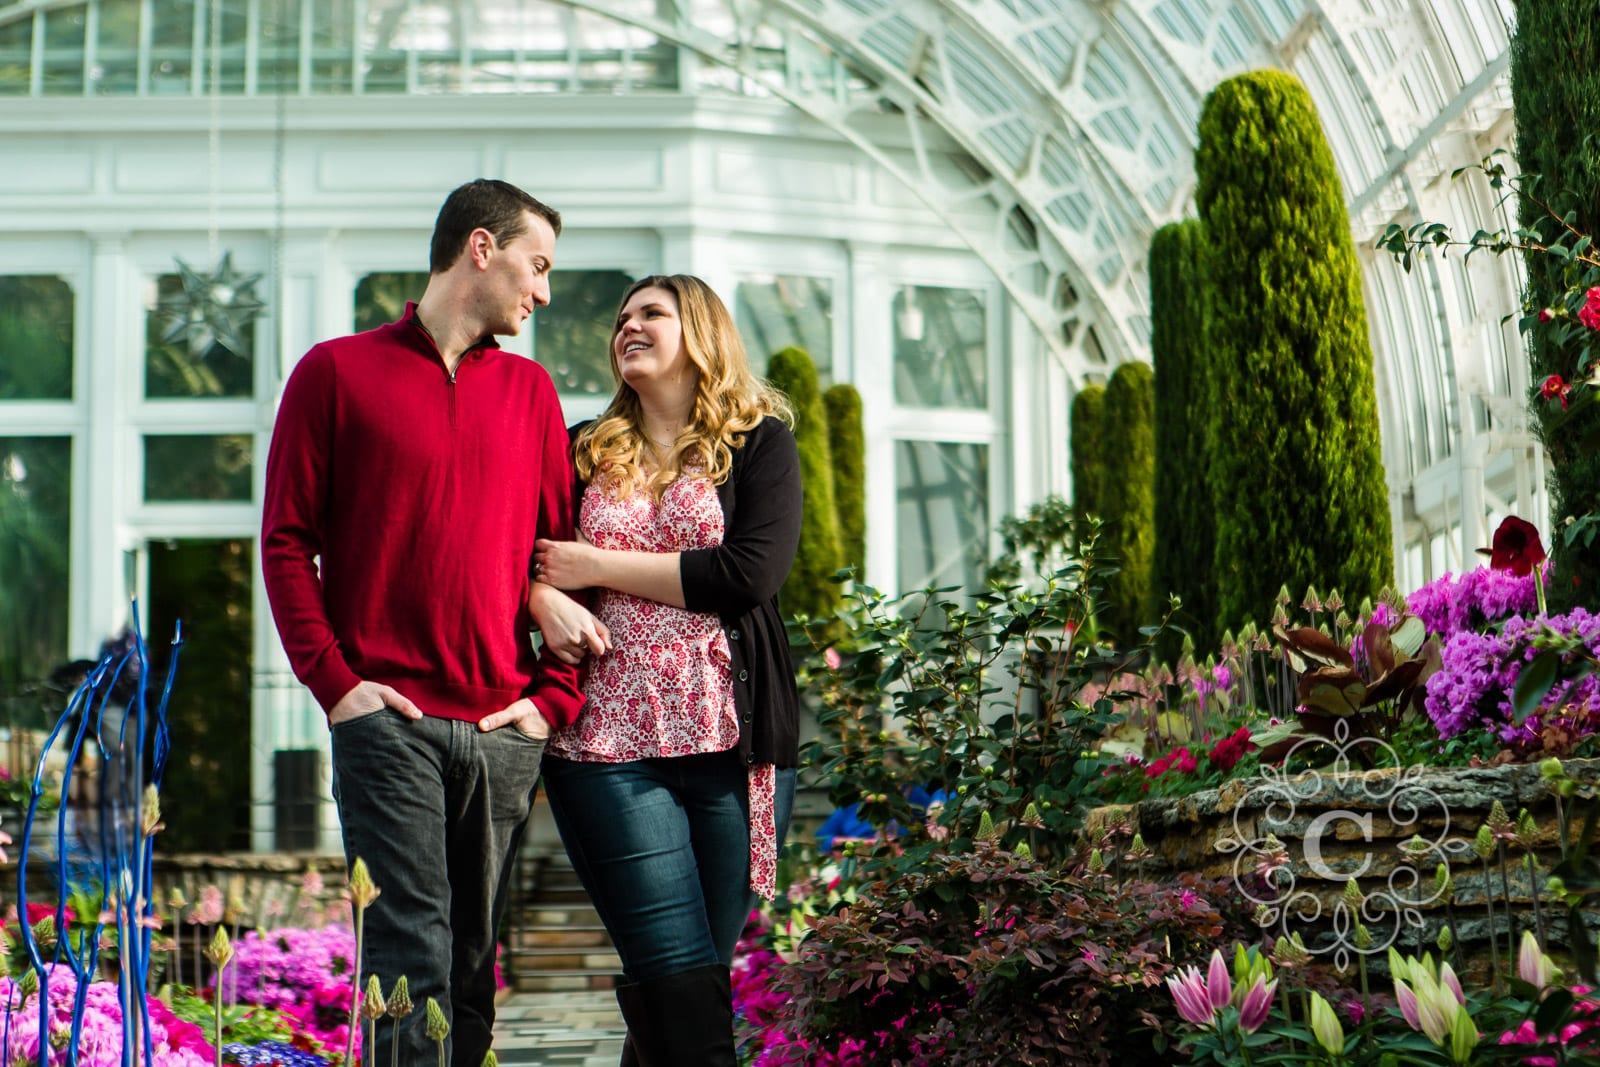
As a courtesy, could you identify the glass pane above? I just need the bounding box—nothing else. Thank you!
[896,440,989,594]
[144,434,253,502]
[144,270,257,398]
[0,276,74,400]
[354,271,429,333]
[0,437,72,720]
[410,0,460,93]
[310,0,354,93]
[892,285,988,409]
[736,275,833,382]
[41,8,87,95]
[149,0,196,96]
[146,537,253,851]
[0,13,32,96]
[537,269,634,397]
[258,0,301,93]
[95,0,143,94]
[212,0,252,94]
[361,0,410,93]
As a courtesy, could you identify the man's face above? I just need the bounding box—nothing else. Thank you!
[478,211,556,337]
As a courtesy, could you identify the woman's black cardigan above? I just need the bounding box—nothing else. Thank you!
[569,416,804,768]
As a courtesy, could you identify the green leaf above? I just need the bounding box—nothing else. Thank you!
[1389,615,1426,659]
[1535,988,1574,1035]
[1512,650,1562,724]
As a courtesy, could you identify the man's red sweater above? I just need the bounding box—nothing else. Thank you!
[261,304,584,727]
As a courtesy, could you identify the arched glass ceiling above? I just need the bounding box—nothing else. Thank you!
[0,0,1534,552]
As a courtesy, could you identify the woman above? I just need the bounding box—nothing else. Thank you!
[530,274,802,1066]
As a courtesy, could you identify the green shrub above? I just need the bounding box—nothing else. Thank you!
[1149,219,1216,654]
[1511,2,1600,609]
[1069,384,1106,550]
[1195,69,1392,634]
[1100,361,1156,646]
[766,346,843,622]
[823,383,866,577]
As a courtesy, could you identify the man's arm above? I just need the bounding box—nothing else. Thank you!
[261,349,421,721]
[508,379,587,730]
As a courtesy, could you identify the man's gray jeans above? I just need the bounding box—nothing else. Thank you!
[331,708,545,1066]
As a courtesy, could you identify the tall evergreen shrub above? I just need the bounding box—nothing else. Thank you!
[1195,69,1392,634]
[824,383,867,577]
[1100,361,1156,645]
[1149,219,1215,652]
[767,346,844,621]
[1511,3,1600,610]
[1070,384,1106,550]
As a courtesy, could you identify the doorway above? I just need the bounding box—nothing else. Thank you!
[144,537,253,853]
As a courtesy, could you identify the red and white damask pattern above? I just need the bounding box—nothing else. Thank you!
[548,470,780,899]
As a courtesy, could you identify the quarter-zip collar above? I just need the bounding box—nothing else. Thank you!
[401,301,501,428]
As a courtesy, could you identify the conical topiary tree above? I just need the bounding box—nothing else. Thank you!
[766,346,844,622]
[824,383,866,577]
[1196,69,1393,634]
[1149,219,1216,654]
[1100,361,1156,646]
[1069,384,1106,551]
[1511,2,1600,610]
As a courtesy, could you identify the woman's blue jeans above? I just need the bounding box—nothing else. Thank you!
[542,748,795,980]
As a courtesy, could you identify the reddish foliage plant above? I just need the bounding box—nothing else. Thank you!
[776,846,1252,1066]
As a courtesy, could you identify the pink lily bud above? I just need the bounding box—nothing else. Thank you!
[1238,976,1276,1034]
[1438,961,1465,1005]
[1517,930,1558,991]
[1206,949,1232,1010]
[1395,978,1422,1031]
[1166,967,1215,1028]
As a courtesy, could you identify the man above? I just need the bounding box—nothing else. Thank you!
[262,178,606,1064]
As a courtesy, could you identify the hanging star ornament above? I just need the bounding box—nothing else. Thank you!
[158,252,266,358]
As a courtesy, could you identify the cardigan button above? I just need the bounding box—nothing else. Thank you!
[737,669,749,681]
[729,628,742,641]
[742,713,752,724]
[746,754,755,764]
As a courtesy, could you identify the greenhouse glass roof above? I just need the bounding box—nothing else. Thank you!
[0,0,1532,525]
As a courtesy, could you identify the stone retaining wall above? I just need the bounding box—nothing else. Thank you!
[1084,759,1600,970]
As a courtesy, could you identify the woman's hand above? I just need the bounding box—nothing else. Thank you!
[528,583,612,664]
[534,537,601,591]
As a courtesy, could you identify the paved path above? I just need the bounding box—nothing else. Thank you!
[493,989,627,1066]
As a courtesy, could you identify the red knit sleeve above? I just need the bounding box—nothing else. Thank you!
[521,377,586,728]
[261,347,361,714]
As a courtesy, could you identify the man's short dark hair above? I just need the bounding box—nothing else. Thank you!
[429,179,562,273]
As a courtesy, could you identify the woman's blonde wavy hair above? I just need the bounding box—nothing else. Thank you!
[574,274,792,497]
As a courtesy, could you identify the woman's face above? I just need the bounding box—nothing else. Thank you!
[613,285,691,392]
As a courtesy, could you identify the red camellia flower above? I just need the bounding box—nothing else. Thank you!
[1478,515,1548,577]
[1541,373,1572,410]
[1146,746,1197,780]
[1581,286,1600,331]
[1207,727,1256,773]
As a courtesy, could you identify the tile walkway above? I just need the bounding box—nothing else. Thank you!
[493,989,628,1066]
